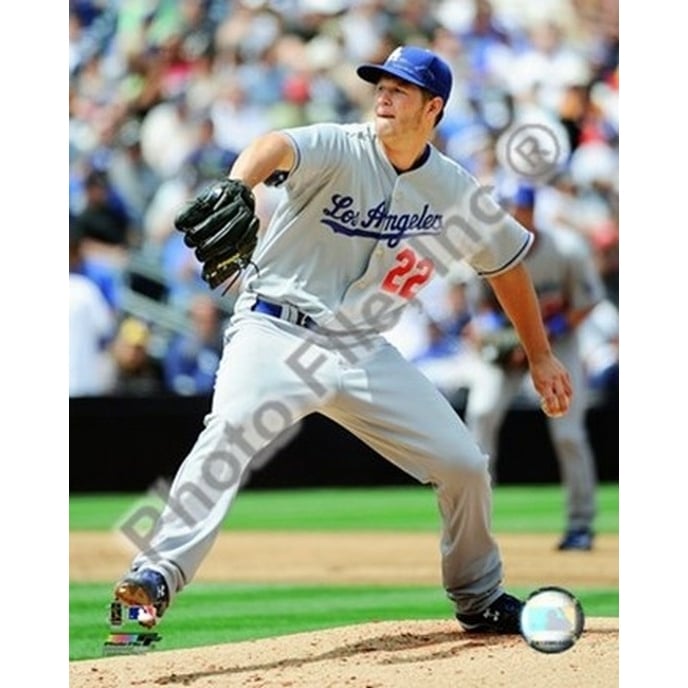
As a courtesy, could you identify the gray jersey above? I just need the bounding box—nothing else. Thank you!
[234,122,533,332]
[470,227,605,331]
[524,229,605,322]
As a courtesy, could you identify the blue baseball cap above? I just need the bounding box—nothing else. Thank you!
[357,46,453,104]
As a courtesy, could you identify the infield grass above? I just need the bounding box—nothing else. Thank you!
[70,582,618,661]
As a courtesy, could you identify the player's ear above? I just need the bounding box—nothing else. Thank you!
[426,96,443,117]
[426,96,444,126]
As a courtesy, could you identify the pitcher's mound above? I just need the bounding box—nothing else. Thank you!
[70,617,618,687]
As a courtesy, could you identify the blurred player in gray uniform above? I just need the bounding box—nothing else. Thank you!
[464,185,604,550]
[113,46,573,632]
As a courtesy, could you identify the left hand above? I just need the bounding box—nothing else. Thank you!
[174,178,260,290]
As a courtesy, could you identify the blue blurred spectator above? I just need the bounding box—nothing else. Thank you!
[71,169,131,310]
[69,223,117,396]
[107,118,163,245]
[69,207,124,313]
[184,115,239,184]
[72,168,131,248]
[159,229,208,310]
[458,0,512,103]
[163,293,224,396]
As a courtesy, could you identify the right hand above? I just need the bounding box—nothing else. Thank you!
[528,352,573,418]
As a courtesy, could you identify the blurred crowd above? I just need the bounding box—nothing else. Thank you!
[69,0,619,402]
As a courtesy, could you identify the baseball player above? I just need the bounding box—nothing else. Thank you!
[464,185,605,550]
[113,46,573,633]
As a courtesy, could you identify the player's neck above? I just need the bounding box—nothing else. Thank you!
[381,140,431,173]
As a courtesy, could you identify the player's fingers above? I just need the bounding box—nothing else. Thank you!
[540,374,572,418]
[561,369,573,396]
[541,395,566,418]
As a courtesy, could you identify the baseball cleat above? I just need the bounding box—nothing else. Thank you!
[113,569,170,628]
[557,528,594,551]
[456,592,524,634]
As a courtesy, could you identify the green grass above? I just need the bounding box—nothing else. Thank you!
[70,582,618,662]
[70,485,619,661]
[70,484,619,534]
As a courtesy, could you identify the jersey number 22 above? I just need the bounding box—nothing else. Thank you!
[381,247,434,299]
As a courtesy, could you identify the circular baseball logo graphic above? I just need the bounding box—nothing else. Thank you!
[497,122,570,183]
[520,586,585,654]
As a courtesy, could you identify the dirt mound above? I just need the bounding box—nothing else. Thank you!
[70,531,618,685]
[70,618,618,687]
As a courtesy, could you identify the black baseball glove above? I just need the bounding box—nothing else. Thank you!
[174,178,260,290]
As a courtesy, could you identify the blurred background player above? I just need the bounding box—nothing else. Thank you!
[463,185,605,550]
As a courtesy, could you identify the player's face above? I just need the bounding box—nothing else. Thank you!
[373,77,435,142]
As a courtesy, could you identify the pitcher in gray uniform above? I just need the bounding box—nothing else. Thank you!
[113,46,573,633]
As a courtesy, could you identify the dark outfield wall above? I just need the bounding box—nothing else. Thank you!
[69,394,618,492]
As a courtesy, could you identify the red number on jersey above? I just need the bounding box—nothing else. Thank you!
[381,247,434,299]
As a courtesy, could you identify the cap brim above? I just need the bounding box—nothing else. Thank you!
[356,64,429,93]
